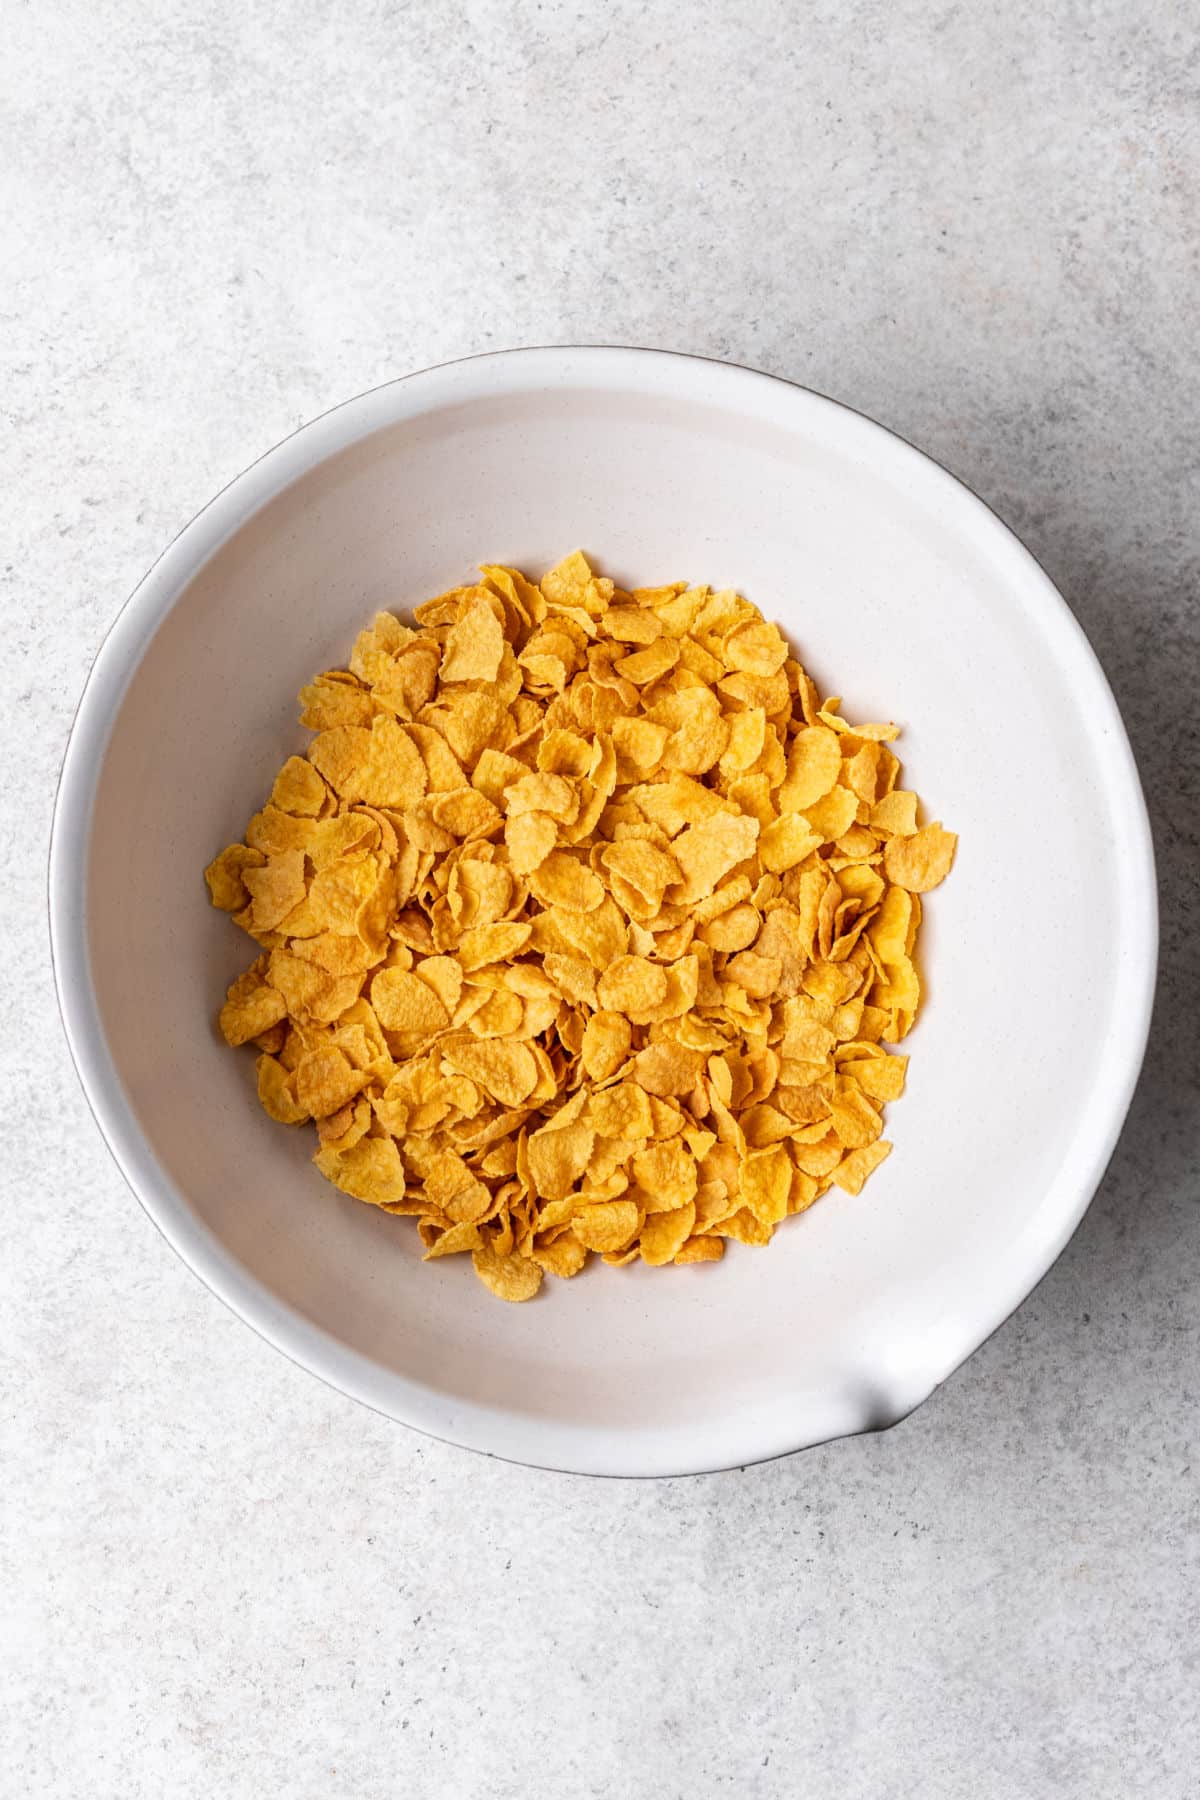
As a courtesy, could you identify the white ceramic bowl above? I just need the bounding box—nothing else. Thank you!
[50,348,1156,1476]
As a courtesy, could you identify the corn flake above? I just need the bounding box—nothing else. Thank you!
[883,822,958,893]
[207,555,954,1300]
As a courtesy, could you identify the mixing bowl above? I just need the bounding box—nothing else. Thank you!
[50,348,1156,1475]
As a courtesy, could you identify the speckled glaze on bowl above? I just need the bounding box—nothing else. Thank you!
[49,348,1156,1476]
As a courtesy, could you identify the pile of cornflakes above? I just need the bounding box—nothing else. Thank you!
[206,554,955,1301]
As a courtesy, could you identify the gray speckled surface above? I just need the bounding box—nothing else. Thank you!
[3,3,1198,1795]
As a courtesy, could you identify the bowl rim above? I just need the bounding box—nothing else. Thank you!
[48,345,1158,1477]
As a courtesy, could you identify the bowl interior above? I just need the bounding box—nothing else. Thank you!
[66,354,1152,1473]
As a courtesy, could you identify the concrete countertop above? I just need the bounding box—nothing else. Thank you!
[3,3,1196,1794]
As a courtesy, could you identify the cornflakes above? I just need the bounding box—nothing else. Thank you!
[208,555,955,1300]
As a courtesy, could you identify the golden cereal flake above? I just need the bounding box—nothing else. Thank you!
[205,554,955,1299]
